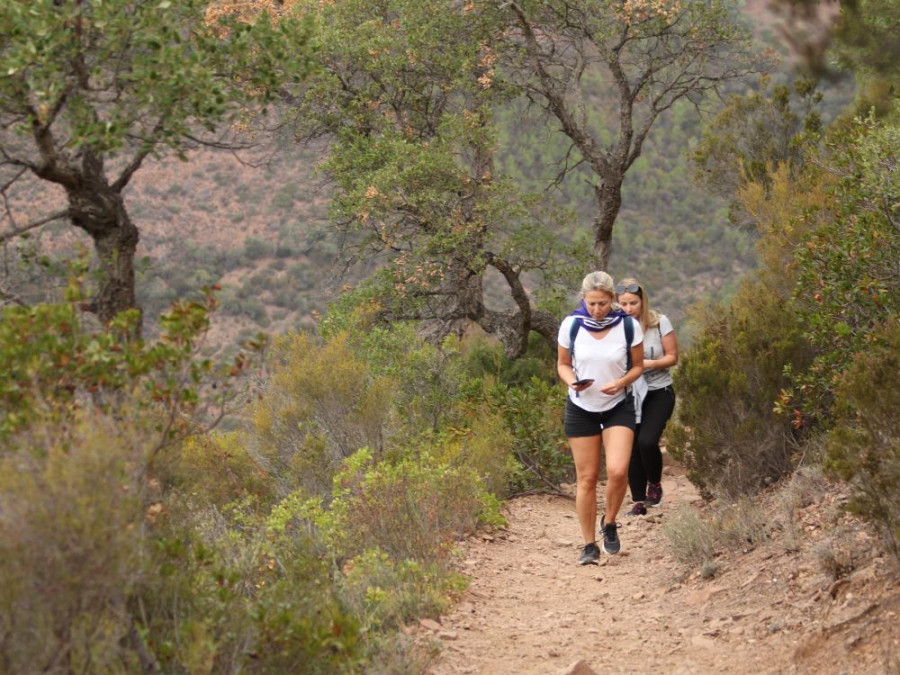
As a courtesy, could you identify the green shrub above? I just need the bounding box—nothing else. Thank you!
[0,413,150,673]
[0,293,465,672]
[322,303,474,439]
[340,549,462,632]
[824,321,900,560]
[483,377,572,495]
[166,431,275,508]
[0,410,373,673]
[140,494,363,674]
[668,278,814,499]
[0,287,258,442]
[420,409,517,500]
[305,447,499,564]
[461,333,555,388]
[249,331,396,497]
[788,113,898,407]
[243,236,271,259]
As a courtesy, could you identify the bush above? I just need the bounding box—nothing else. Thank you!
[481,377,572,495]
[710,497,769,550]
[340,549,461,631]
[0,287,258,442]
[0,413,151,673]
[305,447,501,564]
[243,236,271,259]
[0,292,478,672]
[140,494,363,673]
[420,409,517,500]
[166,431,274,508]
[0,415,400,673]
[661,504,716,567]
[249,330,396,497]
[461,333,555,388]
[824,321,900,560]
[322,303,476,439]
[662,499,767,573]
[667,277,815,499]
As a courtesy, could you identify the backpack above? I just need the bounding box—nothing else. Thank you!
[568,315,634,371]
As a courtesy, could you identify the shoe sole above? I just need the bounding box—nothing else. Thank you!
[579,558,599,566]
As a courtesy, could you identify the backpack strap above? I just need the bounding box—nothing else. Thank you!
[624,315,633,372]
[568,318,580,361]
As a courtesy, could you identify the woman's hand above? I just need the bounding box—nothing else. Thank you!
[570,378,594,392]
[599,379,623,395]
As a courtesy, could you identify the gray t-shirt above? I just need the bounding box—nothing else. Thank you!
[642,314,674,391]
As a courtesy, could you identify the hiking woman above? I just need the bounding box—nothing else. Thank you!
[616,277,678,517]
[557,271,644,564]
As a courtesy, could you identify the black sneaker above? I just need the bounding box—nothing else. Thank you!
[625,502,647,517]
[646,482,663,507]
[600,515,620,555]
[578,542,600,565]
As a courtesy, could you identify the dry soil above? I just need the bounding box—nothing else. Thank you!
[420,456,900,675]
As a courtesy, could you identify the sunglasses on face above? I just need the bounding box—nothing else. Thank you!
[615,283,641,295]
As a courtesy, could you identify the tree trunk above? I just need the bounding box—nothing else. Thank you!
[592,179,623,272]
[67,184,141,331]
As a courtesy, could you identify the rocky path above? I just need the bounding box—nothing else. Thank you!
[421,459,900,675]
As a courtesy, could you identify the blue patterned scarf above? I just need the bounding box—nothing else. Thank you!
[571,300,626,332]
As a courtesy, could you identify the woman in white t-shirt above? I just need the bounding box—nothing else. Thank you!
[616,278,678,517]
[557,271,644,565]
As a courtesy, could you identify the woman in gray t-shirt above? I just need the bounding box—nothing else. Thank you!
[616,278,678,515]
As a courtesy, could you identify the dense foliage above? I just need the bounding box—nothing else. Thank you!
[0,0,312,324]
[670,0,900,555]
[0,284,573,670]
[2,1,899,671]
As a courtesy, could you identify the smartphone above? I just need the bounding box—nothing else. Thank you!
[571,378,594,387]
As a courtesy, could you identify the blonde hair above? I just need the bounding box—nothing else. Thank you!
[580,271,615,297]
[616,277,660,332]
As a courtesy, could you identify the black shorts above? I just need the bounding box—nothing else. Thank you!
[565,394,636,437]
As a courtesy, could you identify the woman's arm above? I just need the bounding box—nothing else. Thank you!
[646,331,678,370]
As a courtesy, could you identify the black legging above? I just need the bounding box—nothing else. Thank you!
[629,386,676,502]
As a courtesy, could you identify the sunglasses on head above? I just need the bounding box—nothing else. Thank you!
[615,283,641,295]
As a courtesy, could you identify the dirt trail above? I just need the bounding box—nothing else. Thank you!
[421,457,900,675]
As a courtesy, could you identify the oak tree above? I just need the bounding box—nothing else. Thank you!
[497,0,763,269]
[0,0,311,328]
[282,0,582,356]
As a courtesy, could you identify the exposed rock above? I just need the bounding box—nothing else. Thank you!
[559,659,598,675]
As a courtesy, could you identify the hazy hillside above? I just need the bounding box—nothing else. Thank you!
[2,0,854,353]
[127,146,338,348]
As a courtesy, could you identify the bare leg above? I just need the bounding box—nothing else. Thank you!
[569,435,603,543]
[601,425,634,524]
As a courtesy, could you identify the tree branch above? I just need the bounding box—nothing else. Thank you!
[0,209,71,246]
[506,1,611,178]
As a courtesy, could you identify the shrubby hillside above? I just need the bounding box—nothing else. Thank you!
[1,0,896,672]
[0,98,772,350]
[0,0,852,354]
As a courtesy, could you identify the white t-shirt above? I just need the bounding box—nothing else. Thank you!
[642,314,675,390]
[558,315,644,413]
